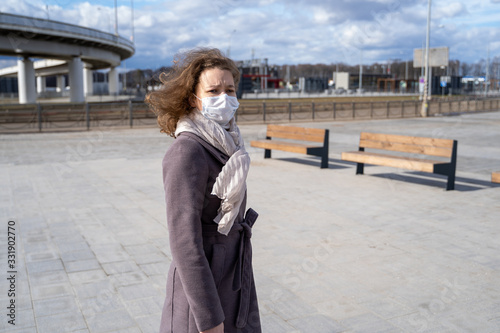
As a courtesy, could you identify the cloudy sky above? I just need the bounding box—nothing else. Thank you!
[1,0,500,70]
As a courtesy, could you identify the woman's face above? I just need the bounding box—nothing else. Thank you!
[191,68,236,110]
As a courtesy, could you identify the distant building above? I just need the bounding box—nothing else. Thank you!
[236,58,284,97]
[0,77,18,94]
[461,76,485,94]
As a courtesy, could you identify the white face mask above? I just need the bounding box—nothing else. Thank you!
[194,93,239,126]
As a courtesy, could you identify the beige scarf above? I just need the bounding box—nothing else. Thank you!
[175,111,250,235]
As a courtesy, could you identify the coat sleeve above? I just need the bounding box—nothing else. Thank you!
[162,136,225,332]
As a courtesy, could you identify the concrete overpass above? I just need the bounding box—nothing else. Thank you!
[0,12,135,103]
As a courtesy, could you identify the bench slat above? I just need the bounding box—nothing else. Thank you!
[359,138,454,158]
[251,124,329,168]
[492,171,500,183]
[267,124,325,143]
[251,139,311,154]
[361,132,455,148]
[341,151,447,173]
[360,132,454,157]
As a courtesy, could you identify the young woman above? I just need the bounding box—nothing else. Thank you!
[146,48,261,333]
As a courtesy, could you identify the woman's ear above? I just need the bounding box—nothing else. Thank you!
[188,94,197,108]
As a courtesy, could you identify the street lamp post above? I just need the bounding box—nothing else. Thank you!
[359,49,363,93]
[114,0,118,36]
[227,30,236,58]
[130,0,135,43]
[421,0,432,117]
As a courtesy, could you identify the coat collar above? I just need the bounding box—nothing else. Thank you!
[179,132,229,164]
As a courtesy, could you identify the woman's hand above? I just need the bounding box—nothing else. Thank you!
[201,322,224,333]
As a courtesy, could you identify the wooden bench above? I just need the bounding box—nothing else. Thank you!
[492,172,500,184]
[250,124,329,168]
[341,132,458,190]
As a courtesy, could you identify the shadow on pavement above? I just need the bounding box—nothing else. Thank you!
[274,157,351,169]
[370,171,500,192]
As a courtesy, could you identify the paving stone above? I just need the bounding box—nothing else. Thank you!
[68,269,107,285]
[123,244,161,256]
[64,259,102,273]
[269,299,317,321]
[8,295,33,312]
[28,270,69,286]
[138,262,169,276]
[4,328,38,333]
[73,280,116,300]
[78,293,125,317]
[25,251,60,262]
[35,312,87,333]
[261,314,298,333]
[131,252,165,265]
[110,271,149,288]
[33,296,79,317]
[92,245,131,264]
[340,312,403,333]
[124,297,162,317]
[26,259,64,274]
[60,249,97,263]
[117,283,159,301]
[56,241,92,254]
[105,328,141,333]
[135,314,162,333]
[84,309,136,333]
[102,261,141,275]
[0,308,35,331]
[287,314,346,333]
[31,283,75,300]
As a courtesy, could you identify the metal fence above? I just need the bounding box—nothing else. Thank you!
[1,97,499,133]
[0,101,155,132]
[235,97,500,123]
[235,100,422,123]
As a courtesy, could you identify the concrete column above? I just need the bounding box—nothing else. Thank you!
[68,56,85,103]
[17,57,37,104]
[108,67,119,96]
[56,75,66,93]
[83,66,93,97]
[36,76,46,94]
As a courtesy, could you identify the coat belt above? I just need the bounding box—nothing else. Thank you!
[232,208,258,328]
[201,208,258,329]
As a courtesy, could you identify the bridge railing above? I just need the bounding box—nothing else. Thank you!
[0,12,134,50]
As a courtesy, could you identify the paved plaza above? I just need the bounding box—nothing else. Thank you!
[1,111,500,333]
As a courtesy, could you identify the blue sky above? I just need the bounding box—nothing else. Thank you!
[1,0,500,70]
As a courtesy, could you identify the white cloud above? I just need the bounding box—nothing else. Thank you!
[434,2,467,19]
[0,0,499,69]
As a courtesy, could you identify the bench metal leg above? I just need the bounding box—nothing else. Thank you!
[445,141,457,190]
[356,163,364,174]
[355,147,364,174]
[446,173,455,191]
[264,149,271,159]
[320,152,328,169]
[320,130,329,169]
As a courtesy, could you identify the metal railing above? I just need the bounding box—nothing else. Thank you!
[0,12,134,51]
[1,97,499,133]
[0,101,154,132]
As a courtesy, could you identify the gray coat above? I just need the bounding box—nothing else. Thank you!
[159,132,261,333]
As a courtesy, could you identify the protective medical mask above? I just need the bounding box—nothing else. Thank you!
[194,93,239,126]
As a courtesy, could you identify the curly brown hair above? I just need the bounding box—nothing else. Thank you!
[145,48,240,136]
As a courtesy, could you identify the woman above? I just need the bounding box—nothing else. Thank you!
[146,48,261,333]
